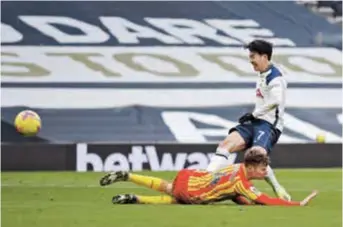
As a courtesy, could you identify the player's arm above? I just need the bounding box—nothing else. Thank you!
[254,193,300,206]
[252,77,286,118]
[254,190,318,206]
[235,181,318,206]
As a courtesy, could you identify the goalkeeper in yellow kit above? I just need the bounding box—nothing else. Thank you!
[99,147,318,206]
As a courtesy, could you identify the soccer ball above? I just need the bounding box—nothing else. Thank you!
[14,110,42,136]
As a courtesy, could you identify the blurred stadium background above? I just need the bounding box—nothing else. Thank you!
[1,0,342,170]
[1,1,342,227]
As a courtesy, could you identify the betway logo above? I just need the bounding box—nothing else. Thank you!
[76,144,214,172]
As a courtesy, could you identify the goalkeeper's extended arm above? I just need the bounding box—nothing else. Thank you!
[231,193,299,206]
[253,190,318,206]
[236,180,318,206]
[254,194,300,206]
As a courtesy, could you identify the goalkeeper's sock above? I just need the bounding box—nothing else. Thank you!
[136,195,176,204]
[129,173,170,194]
[265,166,291,201]
[206,147,237,172]
[265,165,282,191]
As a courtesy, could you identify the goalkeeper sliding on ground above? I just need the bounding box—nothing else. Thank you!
[99,147,318,206]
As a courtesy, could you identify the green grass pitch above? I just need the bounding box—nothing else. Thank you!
[2,169,342,227]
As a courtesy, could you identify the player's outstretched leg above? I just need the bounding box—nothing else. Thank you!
[265,166,291,201]
[112,194,176,205]
[250,146,291,201]
[99,171,172,195]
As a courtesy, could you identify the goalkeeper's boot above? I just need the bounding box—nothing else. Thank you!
[275,186,292,201]
[99,171,129,186]
[112,194,138,204]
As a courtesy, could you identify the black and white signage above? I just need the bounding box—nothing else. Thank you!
[1,1,341,144]
[1,143,341,171]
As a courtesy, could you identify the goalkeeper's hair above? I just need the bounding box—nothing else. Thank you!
[244,147,270,167]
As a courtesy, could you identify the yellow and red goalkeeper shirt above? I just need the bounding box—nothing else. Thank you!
[172,164,300,206]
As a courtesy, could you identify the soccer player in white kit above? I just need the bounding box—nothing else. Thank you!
[207,39,291,201]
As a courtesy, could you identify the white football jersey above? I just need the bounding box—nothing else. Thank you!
[253,64,287,132]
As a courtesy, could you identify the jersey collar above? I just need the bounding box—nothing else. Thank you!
[259,64,273,77]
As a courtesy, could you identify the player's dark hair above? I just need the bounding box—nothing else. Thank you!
[245,40,273,60]
[244,148,270,167]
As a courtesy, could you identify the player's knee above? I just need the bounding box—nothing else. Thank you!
[218,132,245,153]
[218,140,237,153]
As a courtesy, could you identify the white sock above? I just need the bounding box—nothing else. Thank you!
[265,165,282,191]
[227,152,237,166]
[206,147,237,172]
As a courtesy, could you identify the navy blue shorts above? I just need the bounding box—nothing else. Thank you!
[229,119,281,154]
